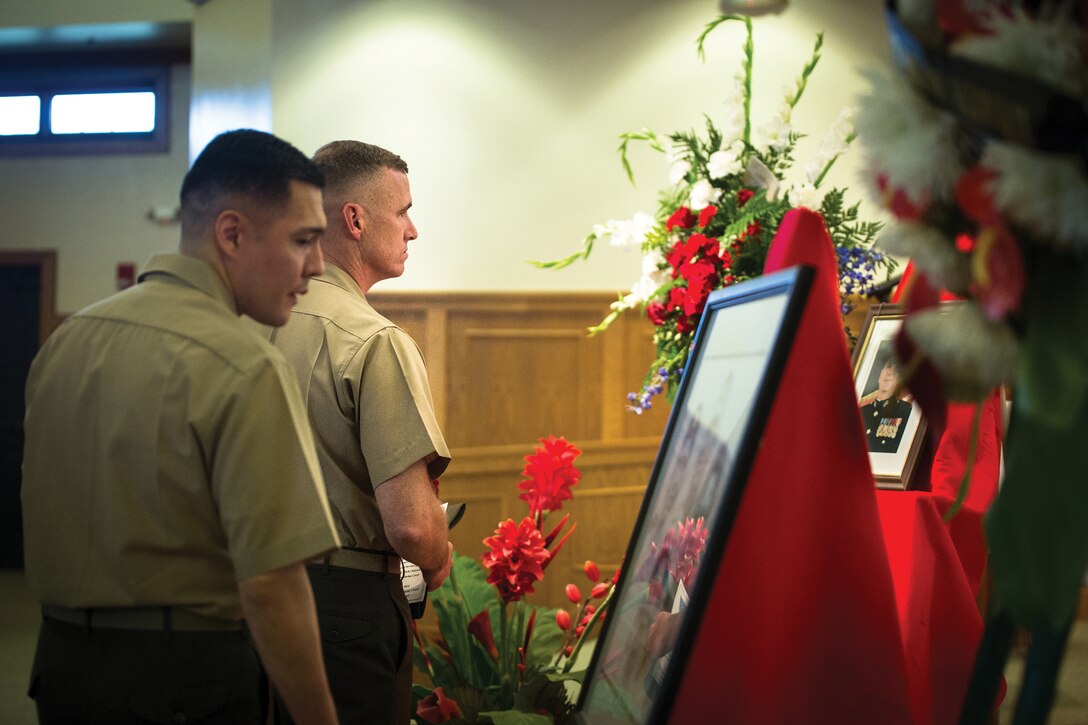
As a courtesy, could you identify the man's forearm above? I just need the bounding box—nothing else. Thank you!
[376,459,450,570]
[238,563,338,725]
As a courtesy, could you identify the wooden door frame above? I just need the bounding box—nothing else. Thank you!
[0,250,58,347]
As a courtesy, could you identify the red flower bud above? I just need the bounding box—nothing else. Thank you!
[611,568,621,584]
[585,605,597,615]
[565,583,582,603]
[583,560,600,582]
[575,625,585,636]
[591,582,610,599]
[556,610,571,630]
[564,646,573,657]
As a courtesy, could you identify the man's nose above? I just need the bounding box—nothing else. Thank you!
[306,240,325,277]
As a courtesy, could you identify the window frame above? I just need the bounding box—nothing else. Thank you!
[0,63,170,157]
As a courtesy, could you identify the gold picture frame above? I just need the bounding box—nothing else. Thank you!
[850,304,927,490]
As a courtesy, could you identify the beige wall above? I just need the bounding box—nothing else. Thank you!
[1,0,891,313]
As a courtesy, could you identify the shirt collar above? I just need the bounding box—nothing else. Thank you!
[138,253,238,314]
[316,262,366,299]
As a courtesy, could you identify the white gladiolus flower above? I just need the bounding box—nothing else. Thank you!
[668,159,691,186]
[855,69,962,202]
[621,250,670,307]
[905,301,1019,401]
[594,211,657,250]
[689,179,721,210]
[787,183,819,208]
[805,106,856,184]
[755,112,791,153]
[982,142,1088,252]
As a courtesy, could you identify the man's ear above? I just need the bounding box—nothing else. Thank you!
[213,209,244,260]
[342,203,364,240]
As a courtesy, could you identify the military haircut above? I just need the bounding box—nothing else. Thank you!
[311,140,408,208]
[180,129,325,235]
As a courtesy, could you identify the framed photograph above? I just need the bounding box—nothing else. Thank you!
[575,266,814,724]
[851,303,927,490]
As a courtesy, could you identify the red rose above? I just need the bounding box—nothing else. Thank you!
[665,206,697,230]
[697,205,717,227]
[737,189,755,207]
[676,314,695,334]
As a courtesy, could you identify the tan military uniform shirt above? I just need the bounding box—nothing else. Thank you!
[270,263,450,552]
[22,253,340,621]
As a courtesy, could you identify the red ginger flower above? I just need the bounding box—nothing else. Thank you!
[583,560,600,582]
[416,687,462,723]
[467,610,499,660]
[517,436,582,518]
[482,516,550,603]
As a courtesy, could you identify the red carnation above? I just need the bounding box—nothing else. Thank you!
[646,301,669,326]
[482,517,551,603]
[666,287,686,312]
[517,435,582,518]
[698,205,717,227]
[737,188,755,207]
[665,206,697,230]
[416,687,462,723]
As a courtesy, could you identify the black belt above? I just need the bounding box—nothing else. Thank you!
[314,547,401,576]
[42,604,242,632]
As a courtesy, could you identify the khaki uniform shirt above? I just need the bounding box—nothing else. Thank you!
[270,263,450,552]
[22,254,340,621]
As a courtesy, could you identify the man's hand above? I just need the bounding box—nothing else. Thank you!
[423,542,453,591]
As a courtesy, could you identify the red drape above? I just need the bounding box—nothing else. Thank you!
[670,208,916,723]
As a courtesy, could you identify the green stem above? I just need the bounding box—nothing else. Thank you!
[812,131,855,189]
[563,586,617,673]
[742,17,753,148]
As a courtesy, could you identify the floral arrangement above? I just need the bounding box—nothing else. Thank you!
[533,15,896,413]
[854,1,1086,720]
[412,436,619,725]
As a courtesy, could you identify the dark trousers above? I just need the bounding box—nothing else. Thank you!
[276,564,411,725]
[29,617,264,724]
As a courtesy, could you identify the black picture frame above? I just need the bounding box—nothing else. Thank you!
[575,265,814,724]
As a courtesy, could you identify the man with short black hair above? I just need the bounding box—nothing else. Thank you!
[23,129,342,725]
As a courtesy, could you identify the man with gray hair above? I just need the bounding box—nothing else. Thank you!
[271,140,452,724]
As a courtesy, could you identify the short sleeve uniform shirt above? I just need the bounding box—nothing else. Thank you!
[21,254,340,621]
[270,263,450,552]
